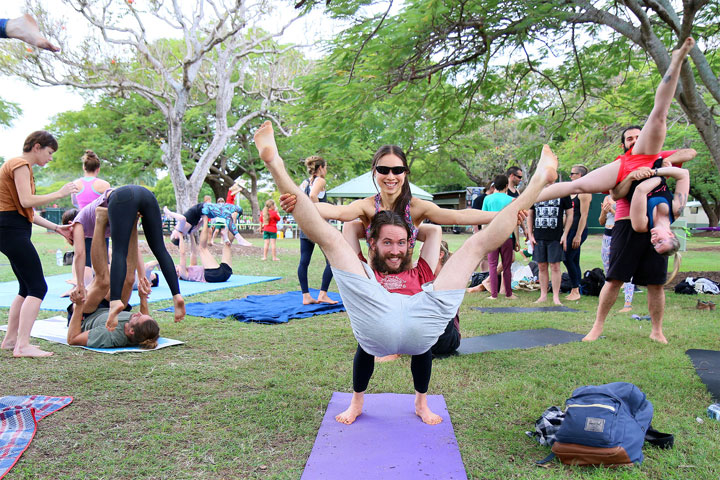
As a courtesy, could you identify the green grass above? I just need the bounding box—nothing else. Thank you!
[2,227,720,479]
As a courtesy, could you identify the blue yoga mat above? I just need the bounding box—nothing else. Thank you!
[0,273,281,312]
[168,289,344,324]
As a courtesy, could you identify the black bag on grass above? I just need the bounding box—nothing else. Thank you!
[580,268,606,296]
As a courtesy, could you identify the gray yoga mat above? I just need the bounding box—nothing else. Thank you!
[456,328,585,355]
[472,306,581,314]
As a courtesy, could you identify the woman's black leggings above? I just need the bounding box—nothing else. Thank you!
[107,185,180,301]
[0,212,47,299]
[353,344,433,394]
[298,237,333,293]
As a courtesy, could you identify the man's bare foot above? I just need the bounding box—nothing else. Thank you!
[302,293,318,305]
[173,295,185,323]
[335,394,364,425]
[1,337,16,350]
[553,299,563,306]
[375,354,400,363]
[317,292,338,304]
[566,292,581,301]
[487,295,497,300]
[272,257,280,261]
[415,394,442,425]
[618,306,632,313]
[582,326,604,342]
[6,14,60,52]
[254,121,279,163]
[534,296,547,303]
[650,332,668,344]
[14,344,53,357]
[507,294,519,300]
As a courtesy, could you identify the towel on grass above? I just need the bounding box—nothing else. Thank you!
[169,289,345,324]
[0,395,72,479]
[0,316,183,354]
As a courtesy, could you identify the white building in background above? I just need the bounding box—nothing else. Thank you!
[676,201,710,228]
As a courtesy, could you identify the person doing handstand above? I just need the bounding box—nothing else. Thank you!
[253,119,559,425]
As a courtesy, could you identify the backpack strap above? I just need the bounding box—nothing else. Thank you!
[645,426,674,449]
[536,452,555,465]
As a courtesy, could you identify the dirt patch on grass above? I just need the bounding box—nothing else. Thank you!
[140,240,264,257]
[665,270,720,290]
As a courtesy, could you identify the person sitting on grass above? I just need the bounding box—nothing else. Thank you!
[252,119,558,425]
[175,216,234,283]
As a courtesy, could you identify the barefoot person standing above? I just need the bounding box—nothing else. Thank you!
[0,131,78,357]
[252,119,558,425]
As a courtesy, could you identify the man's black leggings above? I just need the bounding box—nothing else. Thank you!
[107,185,180,301]
[353,344,433,394]
[0,212,47,299]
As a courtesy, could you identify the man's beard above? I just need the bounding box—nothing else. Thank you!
[370,248,412,274]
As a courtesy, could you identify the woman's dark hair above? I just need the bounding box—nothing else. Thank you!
[82,150,100,172]
[23,131,58,153]
[367,210,412,244]
[128,317,160,350]
[493,174,509,191]
[305,155,326,176]
[371,145,412,219]
[62,208,79,225]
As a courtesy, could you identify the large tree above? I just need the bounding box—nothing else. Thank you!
[1,0,305,212]
[300,0,719,221]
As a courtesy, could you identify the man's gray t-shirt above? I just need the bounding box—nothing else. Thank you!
[81,309,132,348]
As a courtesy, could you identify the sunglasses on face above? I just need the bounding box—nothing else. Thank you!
[375,165,407,175]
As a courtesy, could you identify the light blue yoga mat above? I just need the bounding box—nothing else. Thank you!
[0,273,281,311]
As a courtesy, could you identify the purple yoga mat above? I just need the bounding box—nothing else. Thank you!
[302,392,467,479]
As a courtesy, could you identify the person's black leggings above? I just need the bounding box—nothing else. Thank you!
[107,185,180,301]
[0,212,47,299]
[353,344,433,394]
[298,237,333,293]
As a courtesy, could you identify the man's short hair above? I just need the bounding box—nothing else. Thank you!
[506,166,522,178]
[493,174,509,191]
[367,210,411,244]
[620,125,643,145]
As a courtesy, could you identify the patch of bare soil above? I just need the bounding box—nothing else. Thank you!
[140,240,264,257]
[665,270,720,290]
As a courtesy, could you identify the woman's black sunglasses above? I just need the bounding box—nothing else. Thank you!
[375,165,407,175]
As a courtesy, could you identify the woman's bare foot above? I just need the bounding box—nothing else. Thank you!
[261,257,267,261]
[335,393,364,425]
[235,234,252,247]
[487,295,497,300]
[375,354,400,363]
[537,145,560,185]
[254,121,279,163]
[671,37,695,65]
[415,393,442,425]
[553,299,563,306]
[506,294,519,300]
[14,344,53,357]
[467,284,486,293]
[317,292,338,304]
[534,296,547,303]
[6,14,60,52]
[566,291,581,301]
[1,337,16,350]
[173,294,185,323]
[272,257,280,261]
[302,293,318,305]
[618,306,632,313]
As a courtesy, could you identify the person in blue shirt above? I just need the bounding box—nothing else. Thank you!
[481,174,520,299]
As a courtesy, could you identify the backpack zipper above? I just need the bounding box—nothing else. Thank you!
[566,403,616,412]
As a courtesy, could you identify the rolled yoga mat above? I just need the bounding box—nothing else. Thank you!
[301,392,467,480]
[456,328,585,355]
